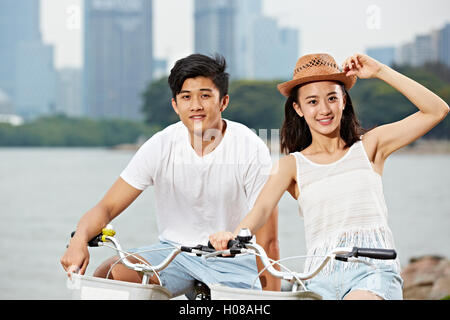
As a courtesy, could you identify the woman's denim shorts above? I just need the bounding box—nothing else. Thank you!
[128,241,262,298]
[305,259,404,300]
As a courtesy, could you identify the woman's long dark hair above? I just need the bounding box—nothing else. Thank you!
[280,82,366,154]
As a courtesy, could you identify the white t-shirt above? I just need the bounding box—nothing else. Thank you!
[120,119,272,246]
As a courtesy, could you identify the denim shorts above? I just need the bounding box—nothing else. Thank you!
[305,260,404,300]
[128,241,262,298]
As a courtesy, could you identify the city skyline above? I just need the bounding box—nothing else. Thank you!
[194,0,299,79]
[2,0,449,121]
[41,0,450,70]
[0,0,57,118]
[82,0,153,120]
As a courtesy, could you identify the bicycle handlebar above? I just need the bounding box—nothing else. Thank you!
[68,227,397,284]
[354,247,397,260]
[206,228,397,282]
[70,231,103,247]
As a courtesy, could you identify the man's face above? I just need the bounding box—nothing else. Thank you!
[171,76,229,136]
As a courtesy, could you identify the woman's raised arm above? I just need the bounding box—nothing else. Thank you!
[343,53,449,159]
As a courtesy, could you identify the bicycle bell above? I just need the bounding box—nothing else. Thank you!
[236,228,253,243]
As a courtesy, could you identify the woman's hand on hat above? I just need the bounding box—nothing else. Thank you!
[342,53,383,79]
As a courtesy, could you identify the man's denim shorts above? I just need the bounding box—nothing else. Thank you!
[305,260,404,300]
[128,241,262,298]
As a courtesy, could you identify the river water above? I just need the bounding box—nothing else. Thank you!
[0,147,449,299]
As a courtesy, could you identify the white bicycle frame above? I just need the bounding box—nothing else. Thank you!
[67,226,396,299]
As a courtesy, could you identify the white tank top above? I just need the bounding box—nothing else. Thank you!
[292,140,400,274]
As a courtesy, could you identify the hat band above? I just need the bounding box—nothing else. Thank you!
[294,58,339,76]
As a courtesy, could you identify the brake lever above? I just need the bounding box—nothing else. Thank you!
[203,250,233,259]
[183,244,216,256]
[334,247,358,262]
[206,239,247,257]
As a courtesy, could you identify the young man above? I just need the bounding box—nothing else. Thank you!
[60,54,280,298]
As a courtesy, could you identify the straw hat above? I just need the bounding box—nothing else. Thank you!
[277,53,357,97]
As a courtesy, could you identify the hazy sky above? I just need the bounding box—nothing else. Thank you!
[40,0,450,70]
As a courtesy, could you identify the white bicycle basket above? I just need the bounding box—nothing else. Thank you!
[67,273,172,300]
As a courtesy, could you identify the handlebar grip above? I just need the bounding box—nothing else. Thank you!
[70,231,103,247]
[354,248,397,260]
[207,239,239,250]
[207,239,242,257]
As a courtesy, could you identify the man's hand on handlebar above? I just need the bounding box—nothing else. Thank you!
[60,237,90,277]
[208,231,235,252]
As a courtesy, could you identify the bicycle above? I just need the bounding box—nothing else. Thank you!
[65,225,397,300]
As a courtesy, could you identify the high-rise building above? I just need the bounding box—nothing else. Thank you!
[396,42,413,66]
[194,0,237,75]
[0,90,14,115]
[394,23,449,68]
[83,0,154,120]
[366,47,396,67]
[438,23,450,67]
[279,27,300,78]
[194,0,299,80]
[57,68,82,117]
[15,42,57,117]
[412,35,436,66]
[231,0,262,78]
[153,59,168,79]
[430,29,441,63]
[0,0,56,119]
[250,16,299,80]
[0,0,40,99]
[0,89,23,125]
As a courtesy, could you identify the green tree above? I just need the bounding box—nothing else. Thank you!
[351,65,450,138]
[139,66,449,139]
[224,80,285,130]
[141,77,178,128]
[0,115,157,147]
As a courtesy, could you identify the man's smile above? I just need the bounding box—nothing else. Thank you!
[189,114,206,121]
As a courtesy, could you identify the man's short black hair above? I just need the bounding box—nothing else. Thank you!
[168,53,229,100]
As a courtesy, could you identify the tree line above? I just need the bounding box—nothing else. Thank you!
[142,63,450,139]
[0,63,448,147]
[0,116,158,147]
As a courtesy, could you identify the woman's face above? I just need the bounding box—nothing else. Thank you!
[293,81,346,137]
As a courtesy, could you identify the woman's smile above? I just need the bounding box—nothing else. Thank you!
[317,116,334,125]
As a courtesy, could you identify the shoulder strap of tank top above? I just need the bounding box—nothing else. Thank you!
[355,139,375,172]
[290,151,314,191]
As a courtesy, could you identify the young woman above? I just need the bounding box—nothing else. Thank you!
[209,53,449,300]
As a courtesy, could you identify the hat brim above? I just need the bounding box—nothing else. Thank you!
[277,72,357,97]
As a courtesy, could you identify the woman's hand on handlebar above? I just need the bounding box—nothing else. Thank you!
[60,237,90,277]
[208,231,235,251]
